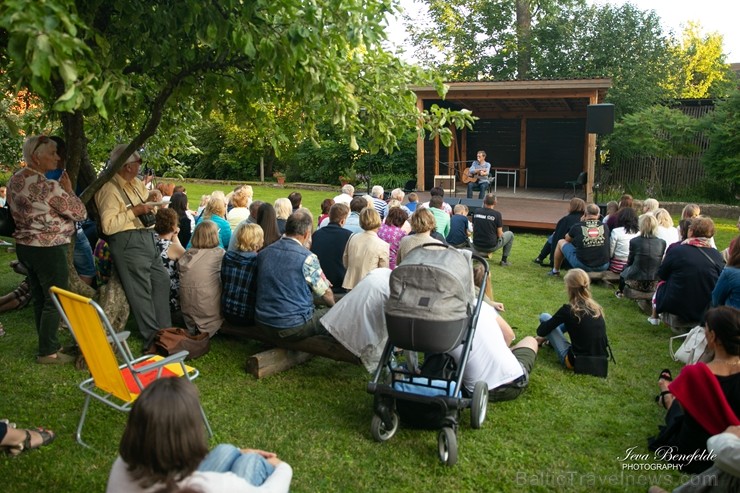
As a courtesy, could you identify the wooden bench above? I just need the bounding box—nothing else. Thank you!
[586,270,620,287]
[219,322,361,378]
[659,313,698,336]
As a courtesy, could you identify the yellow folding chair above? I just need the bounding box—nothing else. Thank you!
[50,286,212,448]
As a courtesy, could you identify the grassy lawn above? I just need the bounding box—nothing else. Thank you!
[0,183,736,492]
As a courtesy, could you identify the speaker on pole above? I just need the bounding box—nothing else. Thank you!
[586,104,614,134]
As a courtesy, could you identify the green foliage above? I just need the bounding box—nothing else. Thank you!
[663,22,737,99]
[700,89,740,192]
[368,172,415,190]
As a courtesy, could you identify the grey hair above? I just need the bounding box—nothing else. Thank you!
[341,184,355,196]
[285,209,314,237]
[371,185,384,198]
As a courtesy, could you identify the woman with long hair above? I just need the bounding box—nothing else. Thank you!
[536,268,608,370]
[106,377,291,492]
[608,206,640,273]
[273,198,292,236]
[256,203,281,249]
[154,208,186,318]
[168,192,194,249]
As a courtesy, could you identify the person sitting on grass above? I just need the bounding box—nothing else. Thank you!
[533,197,585,267]
[471,194,514,267]
[446,204,472,249]
[648,306,740,474]
[0,419,55,456]
[405,192,419,213]
[106,378,292,492]
[428,195,450,238]
[547,203,610,276]
[536,268,609,372]
[221,223,264,327]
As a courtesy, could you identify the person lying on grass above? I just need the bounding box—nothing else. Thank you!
[107,377,292,493]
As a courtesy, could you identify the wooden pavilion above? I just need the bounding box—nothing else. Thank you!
[412,79,612,202]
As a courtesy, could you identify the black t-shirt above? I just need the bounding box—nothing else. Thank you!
[446,214,469,245]
[567,219,610,268]
[472,208,503,249]
[536,304,608,362]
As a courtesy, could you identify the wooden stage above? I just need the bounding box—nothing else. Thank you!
[414,185,576,232]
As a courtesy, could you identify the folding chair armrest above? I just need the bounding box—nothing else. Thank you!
[129,351,191,372]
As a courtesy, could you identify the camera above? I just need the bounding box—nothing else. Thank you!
[139,212,156,228]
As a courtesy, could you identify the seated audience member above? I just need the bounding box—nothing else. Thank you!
[156,182,175,203]
[536,269,609,370]
[221,223,263,326]
[396,208,441,266]
[605,193,633,232]
[106,378,292,493]
[311,203,352,294]
[288,192,302,213]
[226,200,265,251]
[651,216,725,324]
[534,198,586,266]
[343,196,366,234]
[383,188,411,217]
[642,197,659,214]
[446,204,471,248]
[450,293,539,402]
[196,194,209,217]
[226,186,251,231]
[342,208,389,290]
[274,198,292,235]
[317,198,334,226]
[256,202,281,249]
[96,144,170,345]
[378,206,409,269]
[255,210,335,342]
[420,186,453,215]
[369,186,386,219]
[154,208,186,318]
[601,200,618,226]
[179,221,225,337]
[169,191,194,247]
[321,268,393,372]
[548,203,610,276]
[0,418,55,456]
[195,196,231,249]
[332,184,354,206]
[616,213,666,298]
[654,208,680,249]
[713,236,740,309]
[608,207,639,273]
[650,427,740,493]
[472,194,514,266]
[648,306,740,474]
[406,192,419,213]
[428,195,451,238]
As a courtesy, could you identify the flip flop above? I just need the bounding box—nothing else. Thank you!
[5,427,56,457]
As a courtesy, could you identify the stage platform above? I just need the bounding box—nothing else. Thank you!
[413,185,578,232]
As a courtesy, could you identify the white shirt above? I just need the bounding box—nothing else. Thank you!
[321,268,392,372]
[609,227,639,261]
[333,193,352,205]
[107,456,293,493]
[448,302,523,393]
[655,226,679,249]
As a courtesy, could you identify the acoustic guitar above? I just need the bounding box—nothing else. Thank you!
[461,167,483,184]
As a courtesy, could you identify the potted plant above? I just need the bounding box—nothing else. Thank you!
[273,171,286,185]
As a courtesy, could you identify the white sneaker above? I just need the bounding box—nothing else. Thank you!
[647,317,660,326]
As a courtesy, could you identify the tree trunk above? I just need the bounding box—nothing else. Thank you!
[516,0,532,79]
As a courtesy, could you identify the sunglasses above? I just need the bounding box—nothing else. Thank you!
[32,135,50,154]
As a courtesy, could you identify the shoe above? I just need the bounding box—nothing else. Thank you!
[532,257,543,265]
[500,260,511,267]
[647,317,660,326]
[0,240,11,247]
[614,290,624,299]
[546,270,560,276]
[36,352,75,365]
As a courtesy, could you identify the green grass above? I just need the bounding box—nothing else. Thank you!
[0,187,737,493]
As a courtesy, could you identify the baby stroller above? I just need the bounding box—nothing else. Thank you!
[366,243,489,466]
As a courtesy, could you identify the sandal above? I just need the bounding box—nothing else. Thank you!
[658,369,672,383]
[5,427,55,457]
[655,390,673,410]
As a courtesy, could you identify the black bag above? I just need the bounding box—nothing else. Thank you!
[0,203,16,238]
[147,328,211,360]
[419,353,458,380]
[573,344,615,378]
[138,211,156,228]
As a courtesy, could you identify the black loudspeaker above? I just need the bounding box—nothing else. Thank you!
[459,198,483,215]
[586,104,615,134]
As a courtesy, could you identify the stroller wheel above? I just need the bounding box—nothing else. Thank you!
[437,427,458,466]
[470,381,489,429]
[371,412,399,442]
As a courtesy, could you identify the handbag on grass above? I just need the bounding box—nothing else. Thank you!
[0,203,16,237]
[573,343,615,378]
[147,327,210,360]
[670,325,713,365]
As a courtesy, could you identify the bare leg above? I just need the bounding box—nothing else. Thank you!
[552,239,566,272]
[511,336,539,355]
